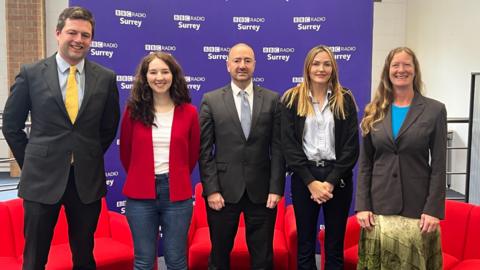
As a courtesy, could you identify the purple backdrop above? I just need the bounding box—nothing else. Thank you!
[70,0,373,253]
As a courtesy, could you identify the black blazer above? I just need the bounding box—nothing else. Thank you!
[281,89,359,187]
[2,54,120,204]
[199,84,285,204]
[355,93,447,219]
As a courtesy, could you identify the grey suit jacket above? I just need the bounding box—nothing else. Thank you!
[355,92,447,219]
[2,54,120,204]
[199,84,285,204]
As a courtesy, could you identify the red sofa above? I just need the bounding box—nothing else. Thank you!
[187,183,297,270]
[318,200,480,270]
[0,198,134,270]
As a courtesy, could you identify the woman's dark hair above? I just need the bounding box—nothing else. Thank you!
[127,52,191,126]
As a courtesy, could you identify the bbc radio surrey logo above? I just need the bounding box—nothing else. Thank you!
[233,16,265,32]
[116,74,134,90]
[115,9,146,28]
[203,46,230,61]
[293,16,327,31]
[173,14,205,31]
[185,75,206,91]
[329,45,357,61]
[90,41,118,59]
[262,47,295,62]
[144,44,177,53]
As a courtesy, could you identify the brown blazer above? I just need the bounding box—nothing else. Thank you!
[355,92,447,219]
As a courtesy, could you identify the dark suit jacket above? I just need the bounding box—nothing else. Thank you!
[355,92,447,219]
[199,84,285,204]
[281,89,359,187]
[2,54,120,204]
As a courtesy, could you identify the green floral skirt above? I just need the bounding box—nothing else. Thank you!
[357,215,443,270]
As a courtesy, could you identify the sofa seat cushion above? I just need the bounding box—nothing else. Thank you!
[42,238,133,270]
[451,260,480,270]
[0,257,21,270]
[344,245,358,270]
[188,227,289,270]
[443,252,461,270]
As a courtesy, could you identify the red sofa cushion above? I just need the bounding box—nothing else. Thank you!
[451,260,480,270]
[0,203,16,258]
[0,198,133,270]
[444,252,461,270]
[441,200,475,261]
[463,206,480,260]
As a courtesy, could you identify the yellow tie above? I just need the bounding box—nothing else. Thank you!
[65,66,79,123]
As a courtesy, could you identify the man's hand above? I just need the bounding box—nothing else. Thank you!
[266,193,282,209]
[207,192,225,211]
[307,180,333,204]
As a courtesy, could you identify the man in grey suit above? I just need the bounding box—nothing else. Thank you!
[199,43,285,270]
[2,7,119,270]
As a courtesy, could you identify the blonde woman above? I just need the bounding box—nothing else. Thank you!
[282,45,359,270]
[355,47,446,269]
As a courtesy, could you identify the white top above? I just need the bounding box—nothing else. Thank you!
[302,90,336,161]
[152,108,174,174]
[231,81,254,121]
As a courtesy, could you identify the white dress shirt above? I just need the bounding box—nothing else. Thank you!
[231,81,254,121]
[302,90,336,161]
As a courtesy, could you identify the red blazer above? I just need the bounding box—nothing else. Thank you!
[120,103,200,201]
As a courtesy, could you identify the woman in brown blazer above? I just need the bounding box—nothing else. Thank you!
[355,47,447,269]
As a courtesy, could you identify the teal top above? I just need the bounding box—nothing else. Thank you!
[391,104,410,139]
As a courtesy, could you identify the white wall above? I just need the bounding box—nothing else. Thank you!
[371,0,407,96]
[0,0,10,171]
[45,0,68,56]
[406,0,480,196]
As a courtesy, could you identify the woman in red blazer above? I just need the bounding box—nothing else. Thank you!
[120,52,200,270]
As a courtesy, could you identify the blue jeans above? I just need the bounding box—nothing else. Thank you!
[126,174,193,270]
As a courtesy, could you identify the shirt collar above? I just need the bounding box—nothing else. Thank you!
[308,89,332,103]
[231,81,254,97]
[56,52,85,74]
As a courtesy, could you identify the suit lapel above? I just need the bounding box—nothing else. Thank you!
[382,105,395,145]
[395,92,425,141]
[42,55,70,121]
[250,86,263,134]
[222,85,246,140]
[77,60,97,121]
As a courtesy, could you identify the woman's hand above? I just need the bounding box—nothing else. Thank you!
[420,213,440,233]
[307,180,333,204]
[356,211,375,231]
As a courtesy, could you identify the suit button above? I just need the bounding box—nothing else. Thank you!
[394,150,398,155]
[393,173,398,177]
[243,161,247,165]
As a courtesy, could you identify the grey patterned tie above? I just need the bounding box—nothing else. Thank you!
[240,90,251,138]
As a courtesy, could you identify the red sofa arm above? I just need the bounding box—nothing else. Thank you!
[343,215,361,249]
[284,205,297,270]
[109,211,133,247]
[188,210,197,247]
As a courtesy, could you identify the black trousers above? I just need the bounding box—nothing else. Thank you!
[22,166,101,270]
[291,165,352,270]
[206,192,277,270]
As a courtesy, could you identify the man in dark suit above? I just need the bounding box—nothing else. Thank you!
[199,43,285,270]
[2,7,119,270]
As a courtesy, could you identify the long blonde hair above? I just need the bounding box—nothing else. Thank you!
[282,45,350,119]
[360,47,423,135]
